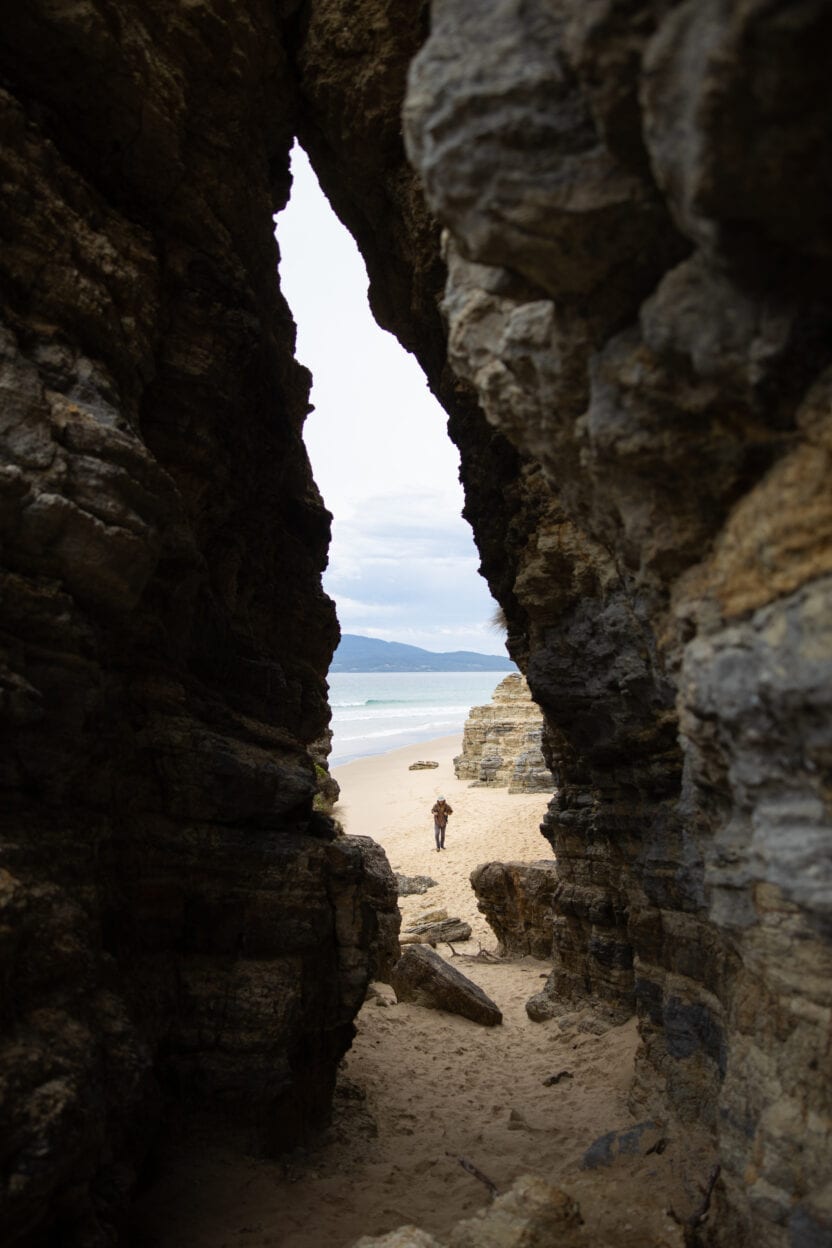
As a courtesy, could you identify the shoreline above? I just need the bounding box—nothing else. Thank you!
[330,728,466,771]
[331,731,462,777]
[327,669,511,770]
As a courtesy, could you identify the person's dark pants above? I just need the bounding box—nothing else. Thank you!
[434,820,445,850]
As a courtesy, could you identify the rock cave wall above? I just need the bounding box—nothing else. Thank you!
[403,3,832,1245]
[0,5,400,1245]
[1,3,831,1247]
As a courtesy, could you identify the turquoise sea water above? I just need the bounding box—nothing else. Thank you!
[328,670,508,766]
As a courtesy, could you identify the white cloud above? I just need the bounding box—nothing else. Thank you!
[334,596,405,621]
[329,499,479,576]
[275,144,507,657]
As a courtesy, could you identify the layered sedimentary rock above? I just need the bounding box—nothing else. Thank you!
[454,673,555,792]
[470,860,558,959]
[0,5,400,1245]
[400,913,472,945]
[310,728,341,812]
[3,3,832,1247]
[404,3,832,1243]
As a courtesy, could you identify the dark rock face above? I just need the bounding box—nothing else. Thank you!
[470,861,558,959]
[404,2,832,1242]
[390,945,503,1027]
[581,1121,661,1172]
[336,836,402,988]
[0,4,398,1244]
[2,3,831,1247]
[311,729,341,813]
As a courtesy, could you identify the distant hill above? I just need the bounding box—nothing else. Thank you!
[331,633,516,673]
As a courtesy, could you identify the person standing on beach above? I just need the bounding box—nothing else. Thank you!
[431,796,453,852]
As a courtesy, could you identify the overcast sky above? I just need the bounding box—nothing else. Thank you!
[275,144,506,656]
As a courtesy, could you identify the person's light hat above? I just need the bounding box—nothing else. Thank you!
[438,795,445,800]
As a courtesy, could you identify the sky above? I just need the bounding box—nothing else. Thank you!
[275,144,506,656]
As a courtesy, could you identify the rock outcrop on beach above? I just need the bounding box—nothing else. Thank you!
[390,945,503,1027]
[400,912,473,946]
[353,1175,586,1248]
[396,874,438,897]
[454,674,555,793]
[470,861,558,960]
[2,2,831,1245]
[347,836,402,986]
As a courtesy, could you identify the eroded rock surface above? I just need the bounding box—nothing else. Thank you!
[0,4,398,1244]
[470,860,558,959]
[396,873,438,897]
[404,2,832,1242]
[353,1175,586,1248]
[2,2,832,1247]
[400,916,473,946]
[391,945,503,1026]
[454,673,555,792]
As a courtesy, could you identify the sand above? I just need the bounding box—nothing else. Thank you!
[332,734,555,948]
[133,736,710,1248]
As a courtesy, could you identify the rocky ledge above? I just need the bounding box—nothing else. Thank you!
[454,674,555,793]
[3,2,832,1246]
[470,860,558,960]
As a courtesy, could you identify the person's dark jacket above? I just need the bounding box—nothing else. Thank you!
[431,800,452,828]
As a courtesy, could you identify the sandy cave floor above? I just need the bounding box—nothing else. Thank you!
[131,737,714,1248]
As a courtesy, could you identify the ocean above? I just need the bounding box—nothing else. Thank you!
[327,670,508,766]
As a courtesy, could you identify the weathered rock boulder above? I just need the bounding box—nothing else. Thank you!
[390,946,502,1026]
[524,988,561,1025]
[408,760,439,770]
[508,747,556,796]
[470,861,558,959]
[400,916,473,946]
[338,836,402,986]
[396,874,438,897]
[353,1175,586,1248]
[354,1231,441,1248]
[414,908,448,924]
[449,1176,585,1248]
[454,674,555,792]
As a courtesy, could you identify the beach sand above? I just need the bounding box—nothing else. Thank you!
[133,736,707,1248]
[332,733,554,948]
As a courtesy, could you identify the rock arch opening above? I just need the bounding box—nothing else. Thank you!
[1,4,830,1248]
[275,143,503,681]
